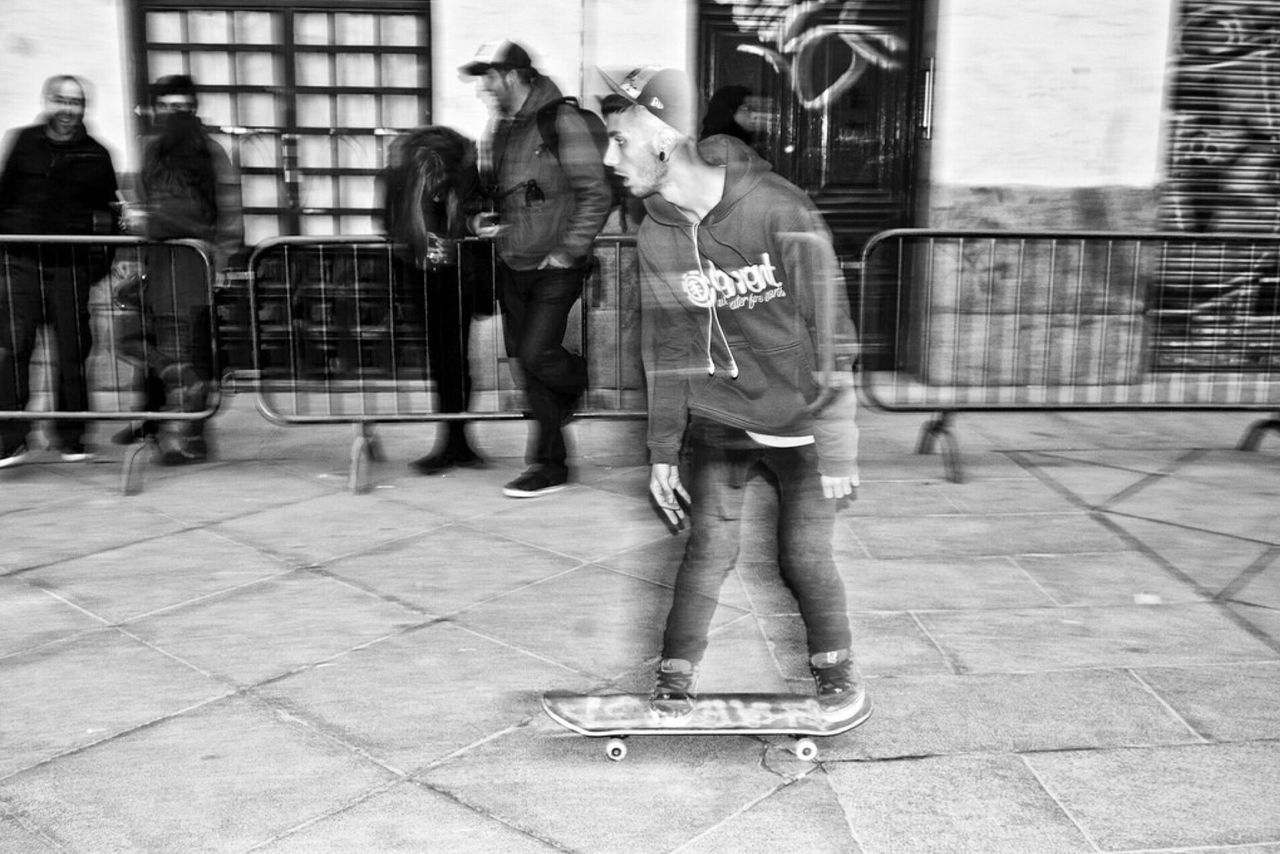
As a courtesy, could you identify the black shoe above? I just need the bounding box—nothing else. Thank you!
[0,443,29,469]
[502,467,567,498]
[650,658,698,717]
[157,434,207,466]
[809,650,872,726]
[409,447,484,475]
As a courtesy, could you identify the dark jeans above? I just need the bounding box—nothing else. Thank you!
[116,245,213,437]
[396,256,477,453]
[0,256,94,452]
[498,261,587,477]
[662,416,852,664]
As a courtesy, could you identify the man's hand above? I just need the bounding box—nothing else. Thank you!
[650,463,691,529]
[821,475,856,500]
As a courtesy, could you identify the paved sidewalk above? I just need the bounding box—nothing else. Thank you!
[2,398,1279,853]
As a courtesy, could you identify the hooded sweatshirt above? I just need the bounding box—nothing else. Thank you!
[638,135,860,480]
[483,75,611,269]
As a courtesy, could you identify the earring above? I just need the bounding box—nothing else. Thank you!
[657,150,667,162]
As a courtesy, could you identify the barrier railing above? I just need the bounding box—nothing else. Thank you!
[859,228,1280,481]
[244,234,644,491]
[1,235,220,493]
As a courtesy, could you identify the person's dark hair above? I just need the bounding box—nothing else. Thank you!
[700,84,752,142]
[142,112,217,224]
[151,74,198,103]
[599,93,634,117]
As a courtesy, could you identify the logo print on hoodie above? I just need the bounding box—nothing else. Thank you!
[681,253,787,310]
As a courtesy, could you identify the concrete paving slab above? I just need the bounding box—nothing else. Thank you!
[253,781,557,853]
[208,492,452,566]
[833,555,1055,611]
[421,724,807,854]
[762,612,954,678]
[679,772,862,854]
[0,812,58,853]
[823,669,1198,762]
[917,603,1279,673]
[453,562,746,681]
[0,495,189,573]
[0,695,395,853]
[126,572,425,686]
[844,479,965,517]
[257,622,588,773]
[0,462,100,513]
[0,629,228,778]
[934,474,1088,514]
[322,523,585,616]
[1113,472,1280,544]
[25,529,293,623]
[467,484,672,563]
[1024,448,1204,477]
[1028,742,1280,850]
[1232,553,1280,609]
[1013,550,1208,606]
[852,511,1128,559]
[129,462,338,524]
[1136,662,1280,742]
[0,579,103,657]
[824,753,1092,853]
[1229,603,1280,647]
[1006,451,1168,509]
[1110,515,1276,595]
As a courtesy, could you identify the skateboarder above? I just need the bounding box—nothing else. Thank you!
[600,67,866,721]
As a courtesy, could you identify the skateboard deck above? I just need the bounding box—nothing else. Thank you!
[541,691,871,761]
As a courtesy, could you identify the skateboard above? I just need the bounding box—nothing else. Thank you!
[540,690,871,762]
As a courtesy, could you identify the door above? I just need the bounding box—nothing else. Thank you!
[130,2,431,248]
[698,0,924,258]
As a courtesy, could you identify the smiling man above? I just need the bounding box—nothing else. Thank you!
[600,66,868,725]
[0,75,118,467]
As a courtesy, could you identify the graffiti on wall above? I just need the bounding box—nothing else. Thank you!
[1158,0,1280,369]
[716,0,904,110]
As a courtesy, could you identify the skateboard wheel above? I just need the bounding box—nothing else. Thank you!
[605,738,628,761]
[793,738,818,762]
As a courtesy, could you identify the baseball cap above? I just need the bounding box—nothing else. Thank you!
[459,40,534,76]
[599,66,695,136]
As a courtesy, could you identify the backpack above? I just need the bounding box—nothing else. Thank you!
[535,97,632,229]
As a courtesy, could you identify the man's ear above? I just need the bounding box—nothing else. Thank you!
[653,126,679,158]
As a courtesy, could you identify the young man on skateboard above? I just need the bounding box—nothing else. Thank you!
[600,67,867,723]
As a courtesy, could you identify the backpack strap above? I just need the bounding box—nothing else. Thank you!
[535,97,577,163]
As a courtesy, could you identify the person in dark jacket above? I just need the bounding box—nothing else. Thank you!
[0,75,118,467]
[461,40,612,498]
[117,74,243,464]
[601,66,868,726]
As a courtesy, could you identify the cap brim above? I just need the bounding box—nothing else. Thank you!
[599,69,641,108]
[459,61,491,76]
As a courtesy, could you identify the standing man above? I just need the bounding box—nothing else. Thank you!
[460,41,611,498]
[0,75,119,467]
[601,67,869,724]
[117,74,242,464]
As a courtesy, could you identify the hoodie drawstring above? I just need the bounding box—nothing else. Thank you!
[691,224,739,379]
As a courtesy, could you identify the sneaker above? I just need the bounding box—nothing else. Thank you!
[649,657,698,717]
[59,441,96,462]
[809,650,871,725]
[502,468,567,498]
[157,434,207,466]
[410,447,484,476]
[0,443,29,469]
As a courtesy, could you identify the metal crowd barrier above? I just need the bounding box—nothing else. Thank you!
[0,235,220,494]
[244,234,644,492]
[859,228,1280,481]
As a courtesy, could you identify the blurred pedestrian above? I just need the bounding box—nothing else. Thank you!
[601,66,868,724]
[460,40,611,497]
[0,74,118,467]
[380,125,490,474]
[117,74,243,464]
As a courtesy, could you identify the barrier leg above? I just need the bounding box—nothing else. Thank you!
[349,423,377,494]
[120,437,156,496]
[917,410,964,483]
[1238,411,1280,452]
